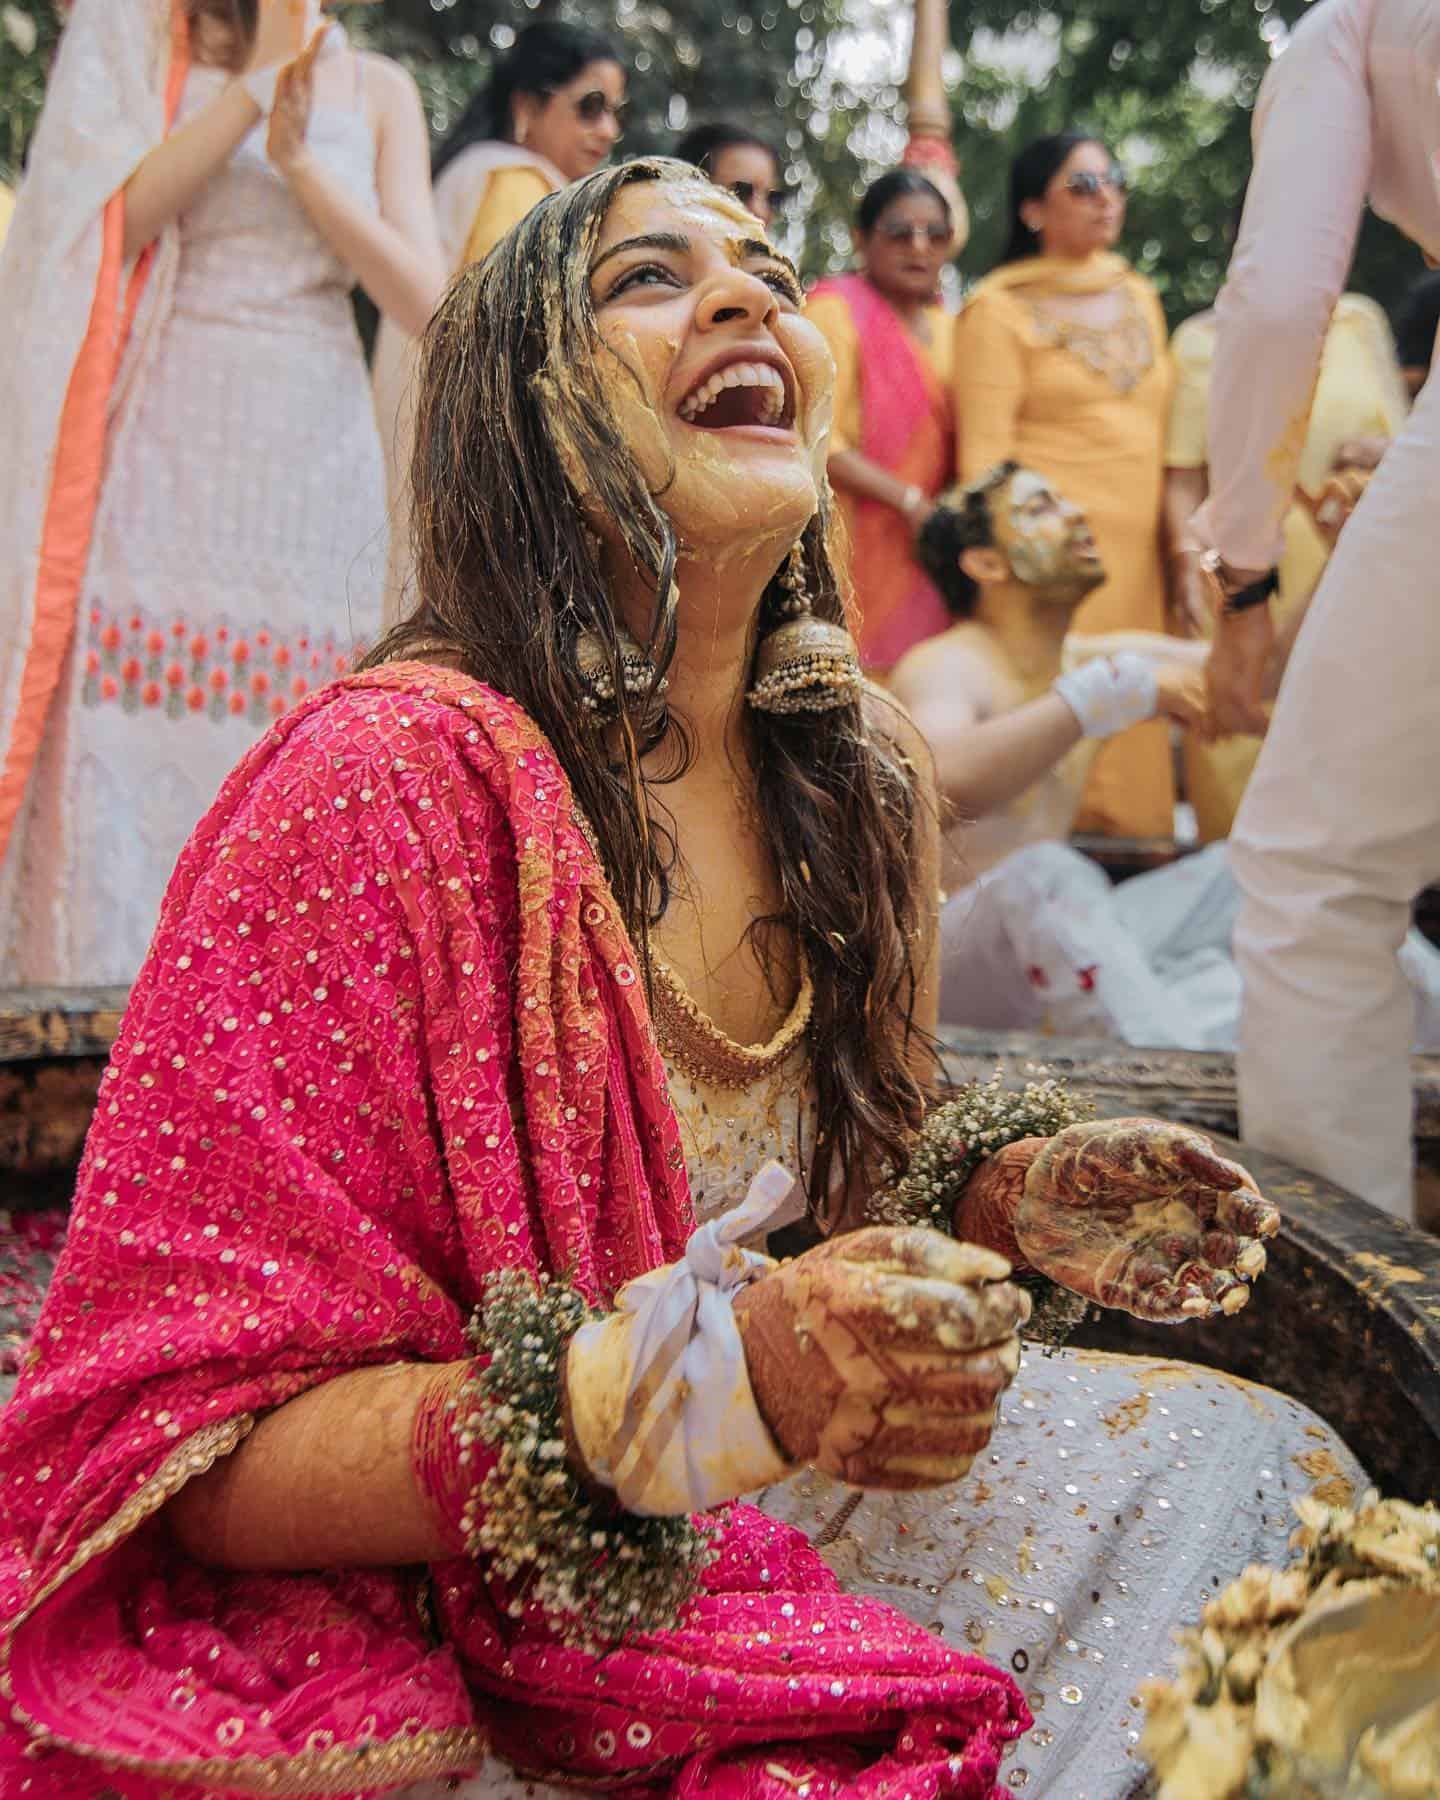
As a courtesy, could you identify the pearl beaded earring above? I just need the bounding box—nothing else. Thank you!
[746,541,863,717]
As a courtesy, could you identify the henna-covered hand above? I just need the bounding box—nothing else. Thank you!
[733,1226,1029,1492]
[1009,1117,1278,1322]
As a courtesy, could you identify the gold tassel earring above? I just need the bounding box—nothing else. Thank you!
[747,541,863,717]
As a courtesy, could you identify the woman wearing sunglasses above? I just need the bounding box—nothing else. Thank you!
[673,121,789,230]
[955,132,1176,839]
[808,168,957,670]
[373,20,626,619]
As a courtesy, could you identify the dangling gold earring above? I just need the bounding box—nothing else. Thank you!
[747,542,863,717]
[574,621,669,729]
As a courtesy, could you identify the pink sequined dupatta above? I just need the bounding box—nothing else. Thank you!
[0,666,1024,1797]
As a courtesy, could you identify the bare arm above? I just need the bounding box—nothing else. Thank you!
[275,53,445,336]
[889,642,1084,819]
[1193,0,1373,574]
[167,1360,464,1570]
[1162,465,1211,634]
[120,0,314,260]
[829,448,934,529]
[121,80,263,259]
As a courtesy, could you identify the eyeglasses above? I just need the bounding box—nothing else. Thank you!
[1063,166,1128,199]
[572,89,628,127]
[728,180,792,215]
[877,221,951,247]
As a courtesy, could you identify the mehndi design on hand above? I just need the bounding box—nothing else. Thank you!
[1013,1117,1278,1322]
[733,1225,1029,1491]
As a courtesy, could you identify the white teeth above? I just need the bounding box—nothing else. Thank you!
[678,360,788,424]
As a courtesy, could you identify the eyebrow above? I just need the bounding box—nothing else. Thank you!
[590,230,801,285]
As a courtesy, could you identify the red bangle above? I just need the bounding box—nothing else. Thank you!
[410,1360,486,1556]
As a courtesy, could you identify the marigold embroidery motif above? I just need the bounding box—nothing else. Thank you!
[82,605,362,725]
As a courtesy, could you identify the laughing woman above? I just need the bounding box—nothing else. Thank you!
[0,159,1364,1798]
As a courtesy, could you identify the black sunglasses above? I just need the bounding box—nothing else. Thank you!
[877,220,951,246]
[1063,166,1129,199]
[572,89,628,126]
[728,179,791,213]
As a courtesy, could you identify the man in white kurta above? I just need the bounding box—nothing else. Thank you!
[1193,0,1440,1220]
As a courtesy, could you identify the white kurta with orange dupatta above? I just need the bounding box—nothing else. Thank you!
[0,0,385,985]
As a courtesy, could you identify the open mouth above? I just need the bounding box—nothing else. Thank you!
[677,359,796,431]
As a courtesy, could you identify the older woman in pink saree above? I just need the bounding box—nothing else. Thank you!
[0,158,1364,1798]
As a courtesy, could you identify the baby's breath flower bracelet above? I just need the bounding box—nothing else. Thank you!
[871,1072,1094,1347]
[453,1268,718,1647]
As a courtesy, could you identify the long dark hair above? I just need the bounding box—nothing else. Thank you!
[433,21,622,180]
[857,167,950,236]
[999,131,1105,264]
[368,158,931,1220]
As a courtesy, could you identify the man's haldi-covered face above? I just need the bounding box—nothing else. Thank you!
[990,466,1105,595]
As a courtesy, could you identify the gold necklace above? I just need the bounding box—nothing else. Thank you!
[570,800,813,1086]
[650,953,813,1090]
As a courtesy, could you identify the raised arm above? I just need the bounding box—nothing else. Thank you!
[119,0,308,259]
[1192,2,1374,577]
[275,51,445,336]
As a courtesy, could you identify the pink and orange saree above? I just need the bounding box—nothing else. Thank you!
[808,273,954,671]
[0,666,1026,1796]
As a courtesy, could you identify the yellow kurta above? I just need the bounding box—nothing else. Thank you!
[955,262,1175,838]
[459,165,555,268]
[807,289,955,668]
[1168,295,1409,838]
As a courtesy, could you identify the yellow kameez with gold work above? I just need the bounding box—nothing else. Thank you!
[1167,295,1409,839]
[459,164,556,268]
[955,254,1175,838]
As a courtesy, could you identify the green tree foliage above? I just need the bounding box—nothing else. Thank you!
[1,0,1424,326]
[352,0,848,210]
[0,0,63,182]
[943,0,1422,322]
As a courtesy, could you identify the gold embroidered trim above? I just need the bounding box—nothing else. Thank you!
[1027,286,1156,394]
[0,1417,487,1793]
[651,954,813,1090]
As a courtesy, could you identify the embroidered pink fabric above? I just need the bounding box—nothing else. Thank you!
[0,666,1026,1797]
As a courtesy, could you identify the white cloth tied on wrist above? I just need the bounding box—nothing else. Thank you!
[1053,652,1159,739]
[564,1161,798,1517]
[240,14,340,117]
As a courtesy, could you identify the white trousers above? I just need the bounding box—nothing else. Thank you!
[1230,369,1440,1222]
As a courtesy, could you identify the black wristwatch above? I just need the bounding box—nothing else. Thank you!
[1198,550,1280,618]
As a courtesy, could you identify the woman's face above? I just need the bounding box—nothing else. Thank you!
[858,189,951,306]
[1025,140,1127,260]
[516,60,627,183]
[577,177,833,556]
[705,143,785,231]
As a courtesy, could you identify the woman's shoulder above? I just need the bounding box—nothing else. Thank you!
[260,668,556,806]
[956,277,1029,337]
[804,286,860,337]
[355,48,427,122]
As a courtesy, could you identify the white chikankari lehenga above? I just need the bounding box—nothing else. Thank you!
[404,990,1365,1799]
[1,53,385,986]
